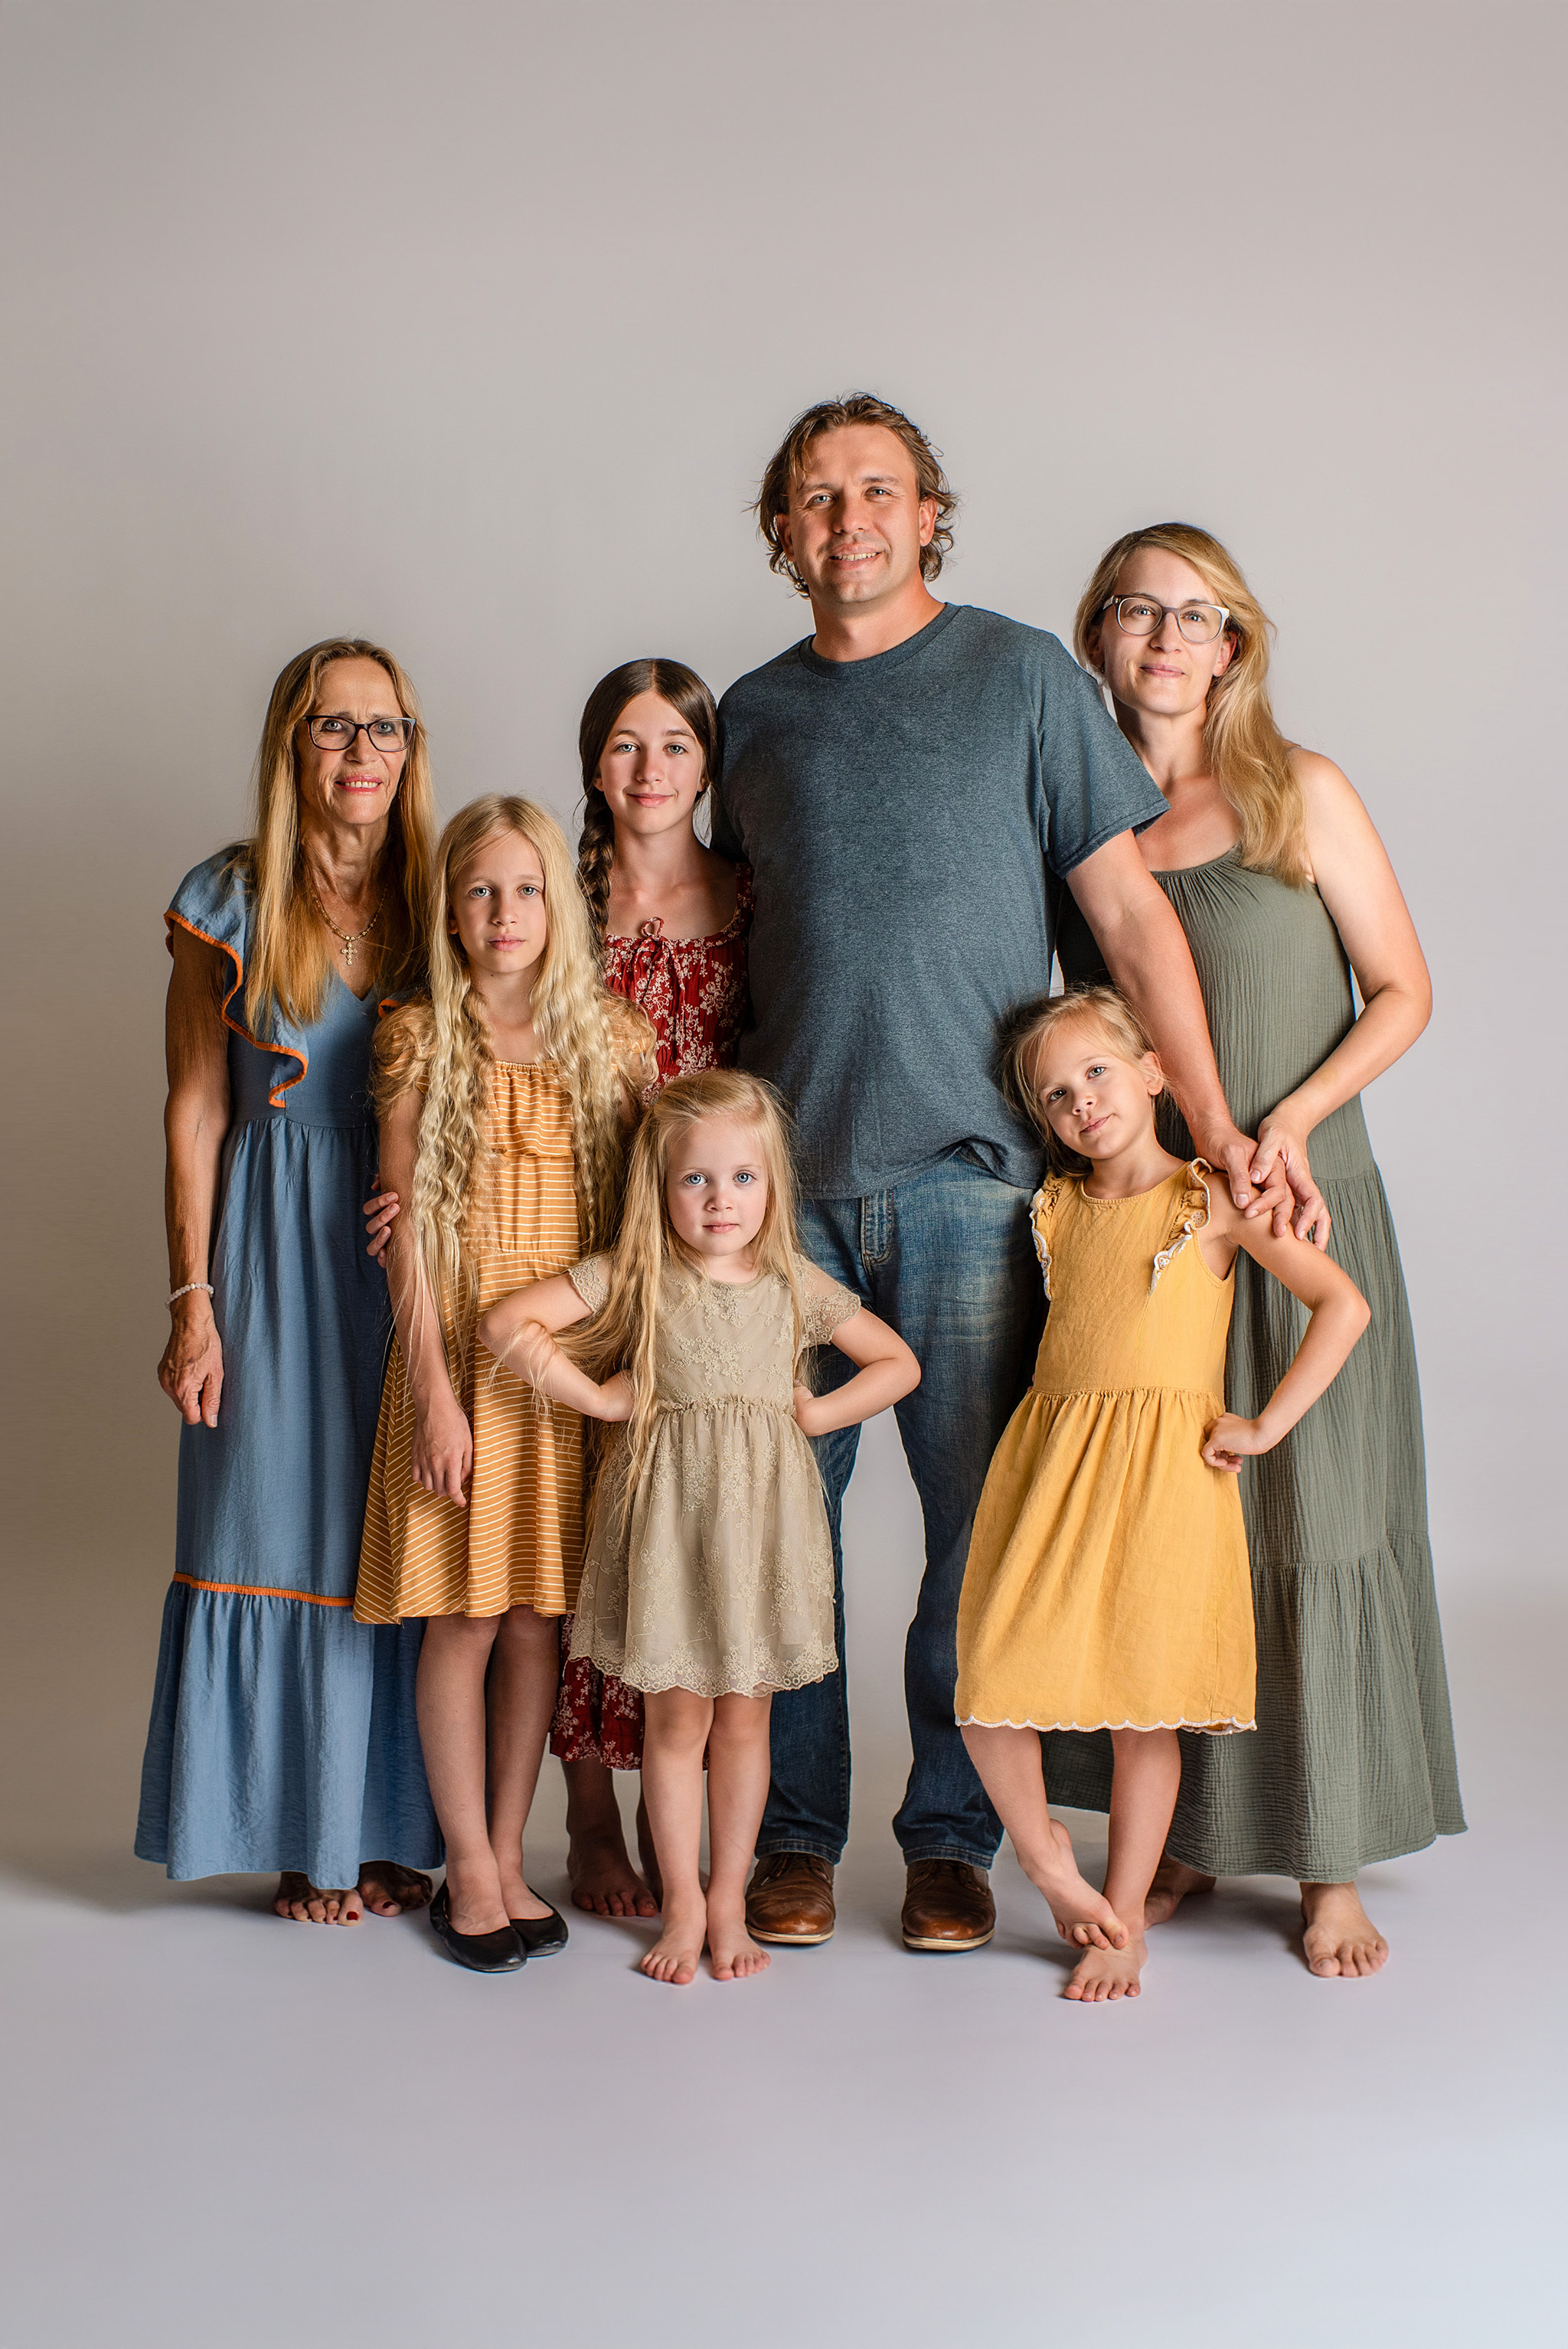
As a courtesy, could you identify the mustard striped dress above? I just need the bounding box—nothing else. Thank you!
[355,1058,585,1622]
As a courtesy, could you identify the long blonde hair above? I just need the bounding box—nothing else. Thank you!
[1002,985,1160,1175]
[375,795,651,1376]
[1073,524,1311,888]
[570,1071,812,1512]
[243,636,437,1031]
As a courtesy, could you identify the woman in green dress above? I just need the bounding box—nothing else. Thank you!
[1049,522,1463,1978]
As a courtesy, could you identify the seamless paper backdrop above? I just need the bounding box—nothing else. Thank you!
[2,1,1562,1820]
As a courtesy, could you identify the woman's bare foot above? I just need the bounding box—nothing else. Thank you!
[495,1856,557,1926]
[274,1872,361,1925]
[1300,1881,1388,1977]
[1027,1819,1129,1949]
[356,1861,432,1917]
[707,1903,771,1981]
[1142,1855,1216,1929]
[640,1897,707,1985]
[567,1826,658,1918]
[1065,1931,1148,2001]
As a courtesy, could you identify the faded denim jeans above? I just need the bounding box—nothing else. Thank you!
[760,1152,1044,1869]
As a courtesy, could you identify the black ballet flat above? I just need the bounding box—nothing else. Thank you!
[509,1897,569,1958]
[430,1881,525,1973]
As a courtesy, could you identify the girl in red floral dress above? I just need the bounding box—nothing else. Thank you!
[556,659,752,1916]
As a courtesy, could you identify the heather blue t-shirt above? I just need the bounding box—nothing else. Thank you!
[712,603,1168,1198]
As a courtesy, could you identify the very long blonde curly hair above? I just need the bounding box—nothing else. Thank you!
[1074,523,1311,889]
[569,1071,813,1518]
[374,795,651,1377]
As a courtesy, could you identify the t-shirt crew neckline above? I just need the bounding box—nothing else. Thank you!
[793,601,958,681]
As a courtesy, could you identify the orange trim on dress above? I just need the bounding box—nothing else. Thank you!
[173,1572,351,1608]
[165,908,308,1108]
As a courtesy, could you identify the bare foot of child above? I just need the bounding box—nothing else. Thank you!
[1065,1931,1148,2001]
[274,1872,361,1924]
[1300,1882,1388,1978]
[640,1898,707,1985]
[706,1902,772,1981]
[357,1861,431,1917]
[1028,1819,1129,1949]
[568,1828,659,1919]
[1142,1855,1215,1928]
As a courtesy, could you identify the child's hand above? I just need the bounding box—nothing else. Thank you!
[594,1372,634,1424]
[363,1185,401,1264]
[413,1394,474,1504]
[792,1384,825,1438]
[1201,1412,1269,1474]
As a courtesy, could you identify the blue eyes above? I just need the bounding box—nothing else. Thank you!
[680,1171,757,1187]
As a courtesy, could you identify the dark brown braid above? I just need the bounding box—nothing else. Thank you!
[576,658,720,946]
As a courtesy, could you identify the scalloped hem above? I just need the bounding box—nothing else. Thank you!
[573,1645,838,1700]
[958,1710,1255,1736]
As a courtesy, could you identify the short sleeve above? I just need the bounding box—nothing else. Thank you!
[567,1254,613,1318]
[800,1275,861,1349]
[1037,639,1169,879]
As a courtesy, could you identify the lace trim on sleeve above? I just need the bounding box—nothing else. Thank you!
[1149,1160,1213,1295]
[567,1253,612,1318]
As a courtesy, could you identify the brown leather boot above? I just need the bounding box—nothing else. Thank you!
[900,1859,995,1952]
[745,1854,835,1945]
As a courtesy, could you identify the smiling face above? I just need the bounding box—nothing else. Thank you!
[1030,1018,1164,1163]
[594,691,707,842]
[664,1114,769,1270]
[296,656,410,831]
[446,827,548,983]
[1090,547,1236,725]
[776,423,937,615]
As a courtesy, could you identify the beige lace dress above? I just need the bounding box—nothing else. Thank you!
[565,1256,859,1698]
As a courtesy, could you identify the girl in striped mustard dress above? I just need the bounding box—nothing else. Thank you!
[355,797,652,1973]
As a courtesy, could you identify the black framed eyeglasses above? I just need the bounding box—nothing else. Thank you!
[305,714,415,753]
[1102,595,1230,645]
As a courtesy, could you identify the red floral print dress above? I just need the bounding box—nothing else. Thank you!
[550,865,753,1769]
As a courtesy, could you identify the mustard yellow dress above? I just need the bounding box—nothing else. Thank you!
[956,1161,1256,1735]
[354,1058,586,1623]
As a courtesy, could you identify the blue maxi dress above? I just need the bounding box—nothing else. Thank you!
[136,848,440,1885]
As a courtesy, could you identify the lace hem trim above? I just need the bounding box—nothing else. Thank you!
[1149,1159,1214,1294]
[958,1708,1255,1736]
[573,1642,838,1700]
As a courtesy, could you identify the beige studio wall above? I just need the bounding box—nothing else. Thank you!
[2,0,1562,1866]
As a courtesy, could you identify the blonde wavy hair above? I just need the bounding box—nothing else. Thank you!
[1002,985,1160,1175]
[242,636,436,1032]
[374,795,652,1379]
[567,1071,812,1517]
[1073,524,1311,888]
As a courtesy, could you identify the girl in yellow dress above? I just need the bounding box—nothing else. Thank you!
[354,796,652,1973]
[956,986,1370,2002]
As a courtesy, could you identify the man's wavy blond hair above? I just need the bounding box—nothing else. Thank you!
[1074,523,1311,889]
[754,391,959,593]
[243,636,436,1031]
[567,1070,812,1521]
[374,795,650,1380]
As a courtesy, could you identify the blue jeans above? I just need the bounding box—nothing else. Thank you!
[760,1153,1044,1869]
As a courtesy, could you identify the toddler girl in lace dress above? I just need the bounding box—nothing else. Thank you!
[479,1070,919,1986]
[956,988,1370,2003]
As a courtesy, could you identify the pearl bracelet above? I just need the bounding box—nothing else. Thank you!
[168,1282,214,1305]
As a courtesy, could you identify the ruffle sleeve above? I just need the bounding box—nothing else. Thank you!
[1150,1159,1214,1294]
[165,845,310,1106]
[1029,1175,1070,1301]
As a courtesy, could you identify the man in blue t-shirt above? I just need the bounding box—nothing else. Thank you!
[714,392,1279,1958]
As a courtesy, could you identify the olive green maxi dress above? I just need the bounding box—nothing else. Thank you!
[1052,849,1464,1880]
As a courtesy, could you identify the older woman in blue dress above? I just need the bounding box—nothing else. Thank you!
[138,637,443,1923]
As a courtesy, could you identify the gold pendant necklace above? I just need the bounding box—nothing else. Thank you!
[311,885,383,969]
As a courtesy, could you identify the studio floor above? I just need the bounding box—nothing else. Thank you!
[2,1421,1560,2347]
